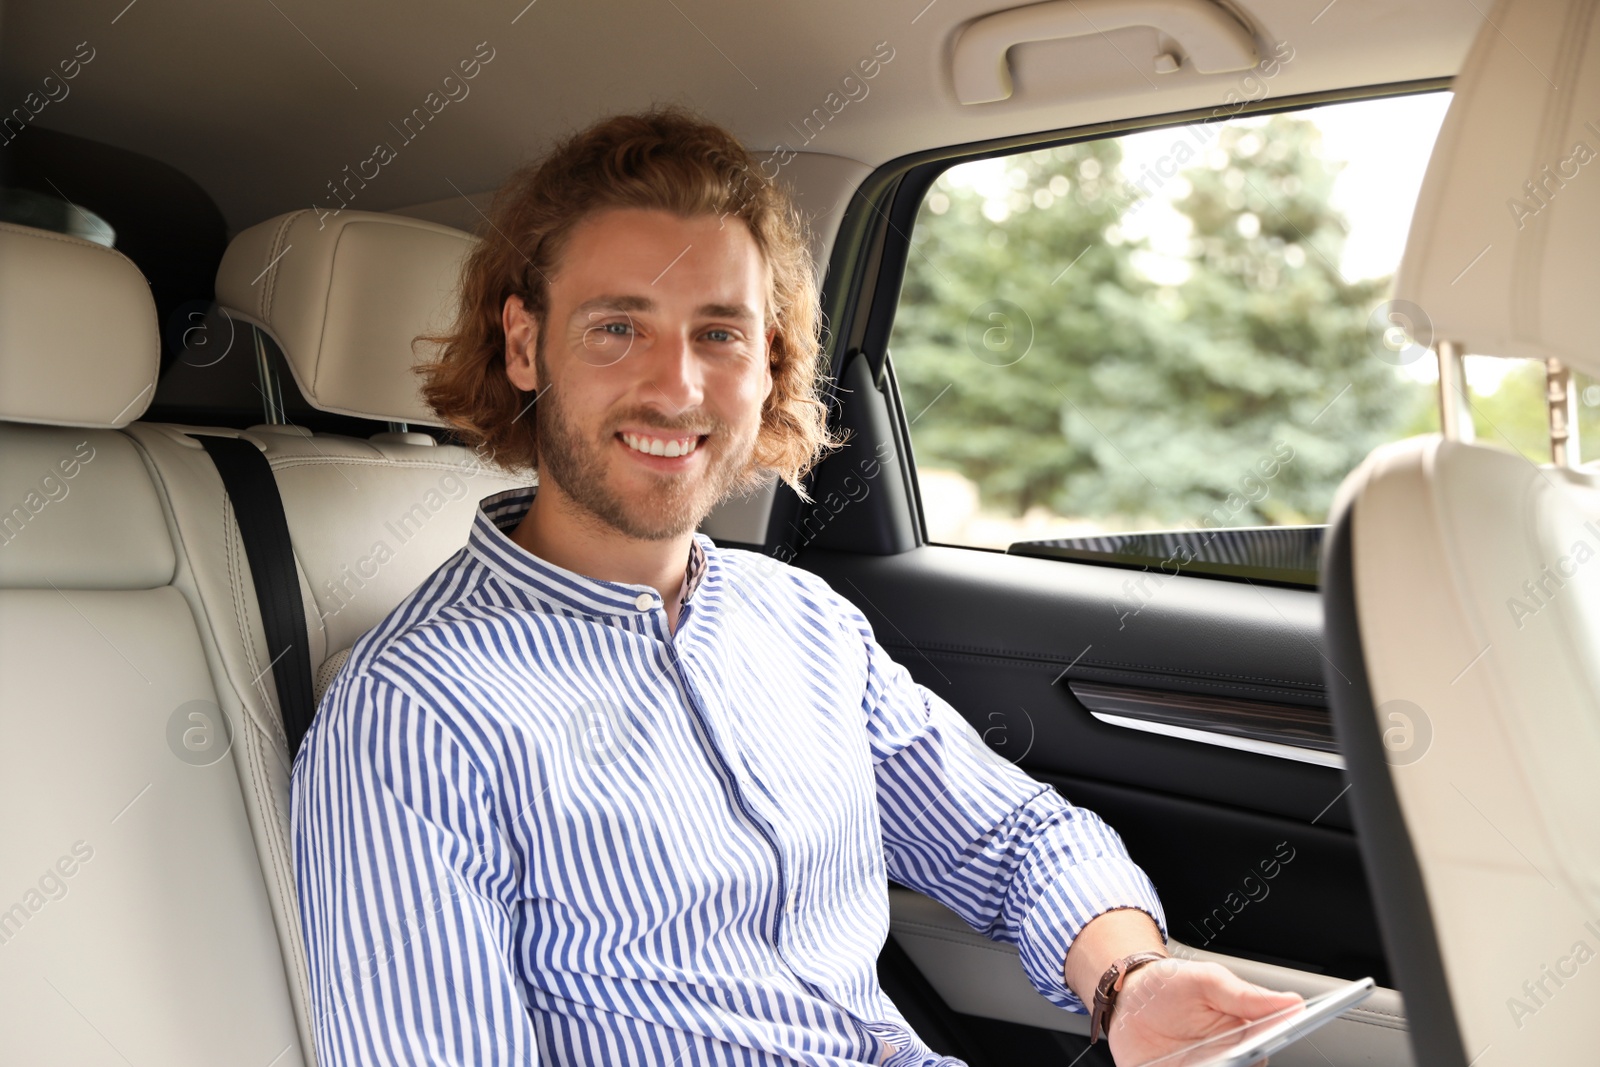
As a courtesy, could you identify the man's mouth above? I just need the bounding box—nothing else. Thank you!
[617,430,707,459]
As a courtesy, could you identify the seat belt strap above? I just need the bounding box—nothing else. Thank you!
[191,434,317,757]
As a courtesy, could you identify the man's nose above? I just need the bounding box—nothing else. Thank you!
[642,328,704,417]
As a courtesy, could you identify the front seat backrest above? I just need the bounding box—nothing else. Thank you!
[1322,1,1600,1064]
[0,221,306,1066]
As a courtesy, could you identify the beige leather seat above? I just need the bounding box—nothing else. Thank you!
[1322,1,1600,1064]
[0,208,529,1064]
[122,209,532,1057]
[0,221,305,1065]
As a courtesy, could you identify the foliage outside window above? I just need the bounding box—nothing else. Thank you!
[887,93,1589,554]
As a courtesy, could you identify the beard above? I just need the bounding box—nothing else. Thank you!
[532,349,769,541]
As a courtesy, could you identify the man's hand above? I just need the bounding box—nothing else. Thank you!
[1106,958,1304,1066]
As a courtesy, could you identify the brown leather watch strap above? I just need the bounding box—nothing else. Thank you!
[1088,951,1170,1044]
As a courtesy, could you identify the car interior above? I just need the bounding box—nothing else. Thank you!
[1,0,1596,1064]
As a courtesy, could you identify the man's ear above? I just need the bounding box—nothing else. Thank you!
[762,326,778,403]
[503,295,541,392]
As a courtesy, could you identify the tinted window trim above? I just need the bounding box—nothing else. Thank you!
[1009,525,1326,589]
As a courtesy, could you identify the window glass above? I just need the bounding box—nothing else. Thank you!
[889,93,1461,556]
[1581,371,1600,465]
[1460,358,1600,466]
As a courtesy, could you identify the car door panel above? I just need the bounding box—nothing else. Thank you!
[796,545,1348,824]
[794,542,1406,1059]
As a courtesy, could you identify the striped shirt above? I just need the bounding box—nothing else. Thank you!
[291,485,1167,1066]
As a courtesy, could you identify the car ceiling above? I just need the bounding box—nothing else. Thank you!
[2,0,1477,234]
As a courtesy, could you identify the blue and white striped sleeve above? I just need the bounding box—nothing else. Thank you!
[291,669,538,1065]
[842,603,1169,1014]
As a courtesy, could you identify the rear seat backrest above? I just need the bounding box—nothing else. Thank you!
[213,207,479,430]
[161,207,533,689]
[120,209,531,1056]
[0,222,305,1065]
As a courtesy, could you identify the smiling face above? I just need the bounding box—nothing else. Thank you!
[503,207,776,541]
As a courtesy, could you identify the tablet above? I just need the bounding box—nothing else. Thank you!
[1130,976,1376,1067]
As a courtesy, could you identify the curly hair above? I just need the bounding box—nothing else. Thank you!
[415,105,844,498]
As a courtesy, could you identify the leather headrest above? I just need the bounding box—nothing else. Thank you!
[1396,0,1600,376]
[215,210,476,426]
[0,222,159,428]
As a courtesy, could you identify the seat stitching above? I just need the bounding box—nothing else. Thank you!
[260,212,295,321]
[260,211,302,322]
[267,454,530,479]
[225,492,289,750]
[0,222,141,262]
[245,714,314,1061]
[122,427,312,1059]
[224,485,314,1056]
[0,223,145,273]
[249,715,315,1059]
[193,457,294,745]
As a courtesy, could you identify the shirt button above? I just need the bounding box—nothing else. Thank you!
[634,592,658,611]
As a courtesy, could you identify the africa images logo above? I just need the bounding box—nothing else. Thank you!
[1506,520,1600,630]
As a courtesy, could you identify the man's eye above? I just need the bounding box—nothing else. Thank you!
[602,322,632,336]
[704,328,734,343]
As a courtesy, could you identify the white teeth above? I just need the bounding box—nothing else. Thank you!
[623,432,699,458]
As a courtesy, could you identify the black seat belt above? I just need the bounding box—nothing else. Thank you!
[191,434,316,756]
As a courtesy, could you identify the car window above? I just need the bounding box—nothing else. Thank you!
[1462,357,1600,466]
[883,91,1590,583]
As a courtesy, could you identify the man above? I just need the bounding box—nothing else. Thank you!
[292,106,1302,1066]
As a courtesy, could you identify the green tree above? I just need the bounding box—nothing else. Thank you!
[890,114,1438,533]
[892,138,1173,519]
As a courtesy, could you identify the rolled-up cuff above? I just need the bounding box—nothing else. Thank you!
[1014,856,1168,1014]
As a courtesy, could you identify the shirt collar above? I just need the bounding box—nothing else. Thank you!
[468,485,711,617]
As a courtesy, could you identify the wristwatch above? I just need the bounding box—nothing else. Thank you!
[1088,951,1170,1044]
